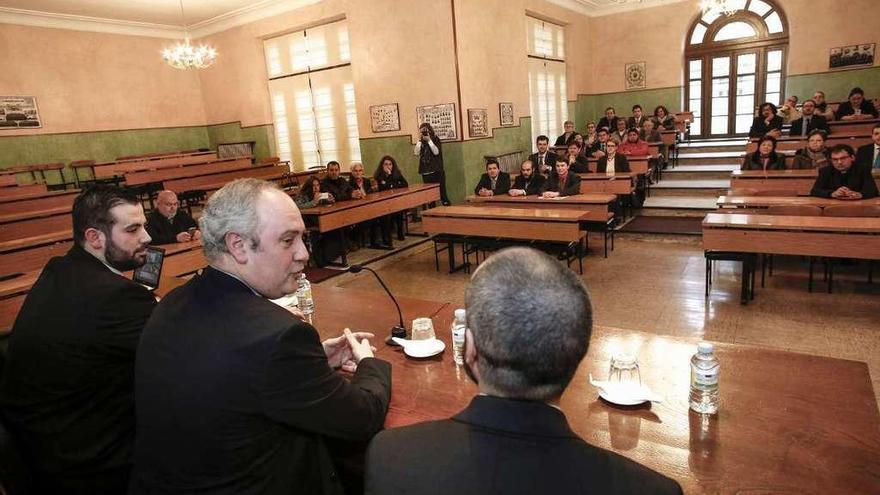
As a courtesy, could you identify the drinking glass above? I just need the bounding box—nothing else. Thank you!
[608,354,641,386]
[410,317,435,341]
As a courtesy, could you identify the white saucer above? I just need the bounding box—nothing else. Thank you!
[392,337,446,358]
[597,388,648,406]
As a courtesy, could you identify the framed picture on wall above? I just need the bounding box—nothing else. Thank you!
[0,96,41,129]
[499,102,514,126]
[468,108,489,138]
[417,103,457,141]
[369,103,401,133]
[829,43,875,70]
[624,62,647,90]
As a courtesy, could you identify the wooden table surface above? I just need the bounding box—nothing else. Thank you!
[576,173,635,195]
[717,195,880,209]
[300,184,440,232]
[423,205,588,244]
[466,193,617,222]
[0,189,77,204]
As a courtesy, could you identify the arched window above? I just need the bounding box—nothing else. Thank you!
[684,0,788,137]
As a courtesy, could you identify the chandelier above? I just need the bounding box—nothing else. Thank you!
[162,0,217,70]
[699,0,739,17]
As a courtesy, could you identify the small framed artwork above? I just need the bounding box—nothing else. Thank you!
[417,103,457,141]
[829,43,875,70]
[369,103,400,133]
[0,96,42,129]
[624,62,646,90]
[468,108,488,138]
[499,102,514,126]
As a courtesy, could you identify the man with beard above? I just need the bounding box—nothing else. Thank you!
[508,160,546,196]
[0,186,155,494]
[365,248,683,495]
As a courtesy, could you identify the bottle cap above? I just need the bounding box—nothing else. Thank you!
[454,309,466,320]
[697,342,714,354]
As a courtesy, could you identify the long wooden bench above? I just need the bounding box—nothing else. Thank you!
[124,157,253,186]
[0,184,48,200]
[0,175,17,187]
[93,152,220,178]
[163,164,288,193]
[0,191,79,223]
[746,135,874,154]
[827,119,880,136]
[730,169,880,195]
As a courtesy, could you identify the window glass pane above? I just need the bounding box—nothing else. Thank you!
[712,97,728,115]
[765,92,780,106]
[736,75,755,95]
[689,100,701,118]
[690,24,707,45]
[766,12,783,33]
[767,50,782,71]
[714,21,757,42]
[689,59,702,79]
[712,57,730,77]
[736,95,755,114]
[711,116,728,135]
[748,0,772,16]
[689,81,702,98]
[712,78,729,97]
[337,26,350,62]
[735,114,753,134]
[701,10,721,24]
[728,0,747,10]
[765,72,781,94]
[691,118,701,134]
[737,53,756,74]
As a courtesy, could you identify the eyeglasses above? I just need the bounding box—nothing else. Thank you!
[830,156,851,163]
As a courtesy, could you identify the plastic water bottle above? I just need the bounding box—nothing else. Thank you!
[689,342,720,414]
[296,274,315,323]
[451,309,466,366]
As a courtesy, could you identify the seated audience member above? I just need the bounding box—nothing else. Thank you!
[652,105,676,130]
[584,121,598,148]
[474,158,512,196]
[321,161,353,201]
[835,87,878,120]
[555,120,576,146]
[641,119,663,142]
[597,107,621,132]
[541,159,582,198]
[365,247,684,495]
[742,136,785,171]
[792,130,831,169]
[0,186,155,494]
[348,162,391,250]
[627,104,648,129]
[789,99,830,137]
[131,178,391,495]
[811,144,879,199]
[749,102,783,138]
[597,140,630,174]
[572,133,587,155]
[812,90,836,120]
[611,117,628,143]
[565,142,590,173]
[778,95,801,124]
[348,161,373,199]
[294,176,334,209]
[855,123,880,170]
[619,128,649,157]
[145,190,200,244]
[509,160,546,196]
[589,128,612,158]
[529,135,559,175]
[295,175,345,266]
[374,155,409,241]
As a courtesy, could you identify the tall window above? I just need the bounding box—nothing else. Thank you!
[264,20,361,171]
[684,0,788,137]
[526,15,567,150]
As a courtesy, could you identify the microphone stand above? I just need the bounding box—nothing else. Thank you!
[348,265,406,345]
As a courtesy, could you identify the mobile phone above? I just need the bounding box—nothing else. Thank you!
[187,227,197,235]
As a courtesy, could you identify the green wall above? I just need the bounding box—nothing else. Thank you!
[206,122,275,160]
[571,86,682,135]
[786,66,880,102]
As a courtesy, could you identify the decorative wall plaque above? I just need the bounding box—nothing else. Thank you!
[624,62,647,90]
[0,96,41,129]
[369,103,400,133]
[468,108,489,138]
[499,102,514,126]
[416,103,457,141]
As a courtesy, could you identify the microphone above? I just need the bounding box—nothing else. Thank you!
[348,264,407,345]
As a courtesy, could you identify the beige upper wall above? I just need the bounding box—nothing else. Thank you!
[524,0,593,99]
[785,0,878,75]
[0,23,206,135]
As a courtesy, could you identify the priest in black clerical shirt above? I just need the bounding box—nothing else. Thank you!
[145,190,199,244]
[811,144,879,199]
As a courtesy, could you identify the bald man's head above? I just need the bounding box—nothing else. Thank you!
[156,190,180,219]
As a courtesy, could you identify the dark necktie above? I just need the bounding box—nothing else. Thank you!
[802,117,810,137]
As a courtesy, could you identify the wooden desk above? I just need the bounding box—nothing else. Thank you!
[702,212,880,259]
[0,189,75,204]
[0,184,47,200]
[0,175,17,187]
[746,135,873,154]
[163,164,286,193]
[0,241,73,276]
[828,118,880,136]
[94,152,220,178]
[0,215,72,246]
[730,169,880,195]
[123,157,252,186]
[300,184,440,233]
[0,190,79,223]
[423,205,588,243]
[584,157,650,175]
[466,193,616,222]
[717,195,880,210]
[577,173,635,195]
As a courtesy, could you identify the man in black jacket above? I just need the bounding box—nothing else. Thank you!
[528,135,558,175]
[145,190,200,244]
[365,247,683,495]
[540,159,582,197]
[789,100,830,138]
[0,186,155,494]
[474,158,511,196]
[131,178,391,495]
[321,161,353,201]
[811,144,879,199]
[854,123,880,170]
[509,160,546,196]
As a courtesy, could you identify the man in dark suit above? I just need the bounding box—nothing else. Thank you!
[855,123,880,170]
[597,106,621,133]
[528,135,558,175]
[474,158,511,196]
[145,190,200,244]
[563,142,590,173]
[131,178,391,495]
[554,121,575,146]
[365,247,683,495]
[626,104,648,129]
[509,160,546,196]
[835,87,879,120]
[789,100,830,138]
[811,144,879,199]
[0,186,156,494]
[588,128,612,158]
[321,160,353,201]
[540,159,582,197]
[596,140,631,174]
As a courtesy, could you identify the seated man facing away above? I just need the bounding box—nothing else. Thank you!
[789,99,829,138]
[0,186,156,494]
[131,178,391,494]
[855,123,880,170]
[145,189,201,244]
[540,158,582,198]
[509,160,546,196]
[365,247,683,495]
[474,158,511,196]
[321,160,353,201]
[811,144,879,200]
[528,134,558,176]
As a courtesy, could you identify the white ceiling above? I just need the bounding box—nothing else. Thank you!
[0,0,688,38]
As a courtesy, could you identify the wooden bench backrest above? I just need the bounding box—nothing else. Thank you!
[0,214,70,243]
[746,135,874,154]
[124,158,253,186]
[0,176,17,187]
[0,241,73,276]
[94,152,220,178]
[163,165,286,192]
[0,184,47,200]
[0,192,78,217]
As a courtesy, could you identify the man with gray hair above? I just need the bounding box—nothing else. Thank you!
[131,178,392,494]
[365,247,682,495]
